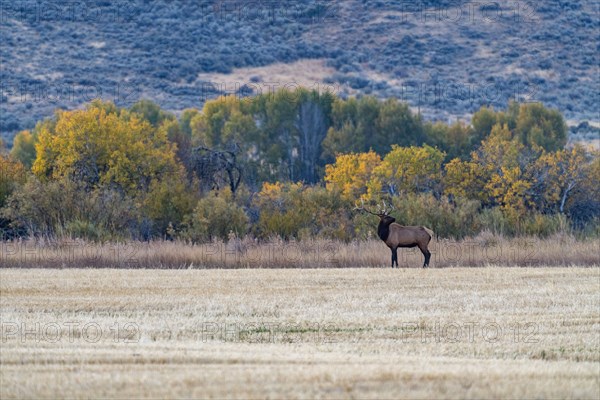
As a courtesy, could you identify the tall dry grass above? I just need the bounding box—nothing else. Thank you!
[1,233,598,268]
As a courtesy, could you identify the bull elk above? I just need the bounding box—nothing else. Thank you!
[355,200,433,268]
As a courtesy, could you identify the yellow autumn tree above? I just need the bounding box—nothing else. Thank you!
[0,155,26,208]
[324,151,381,200]
[32,103,182,195]
[444,123,534,217]
[531,145,590,213]
[371,144,445,196]
[485,165,532,218]
[444,158,486,201]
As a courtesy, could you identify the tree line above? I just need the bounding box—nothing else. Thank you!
[1,89,598,241]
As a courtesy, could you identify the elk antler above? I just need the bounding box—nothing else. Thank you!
[353,199,380,216]
[354,199,396,216]
[381,199,395,215]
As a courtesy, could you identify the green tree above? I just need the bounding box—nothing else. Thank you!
[471,106,498,142]
[321,96,379,161]
[255,89,301,182]
[424,121,475,160]
[180,108,200,138]
[515,103,567,151]
[323,96,424,159]
[10,130,38,169]
[192,95,257,149]
[294,88,334,183]
[130,99,175,127]
[190,96,259,189]
[374,98,423,153]
[159,119,193,172]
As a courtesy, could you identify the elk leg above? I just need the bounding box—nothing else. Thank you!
[420,248,431,268]
[417,245,430,268]
[391,248,398,268]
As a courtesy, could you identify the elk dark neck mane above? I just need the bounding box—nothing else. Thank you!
[377,220,393,241]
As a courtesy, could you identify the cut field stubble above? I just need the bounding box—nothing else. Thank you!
[0,267,599,399]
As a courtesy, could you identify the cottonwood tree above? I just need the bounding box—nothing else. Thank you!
[191,95,257,148]
[470,102,568,152]
[373,98,424,153]
[530,146,590,213]
[130,99,175,127]
[515,103,567,152]
[295,89,334,183]
[371,145,445,196]
[325,151,382,200]
[10,130,37,169]
[32,102,181,195]
[444,123,536,216]
[321,96,379,161]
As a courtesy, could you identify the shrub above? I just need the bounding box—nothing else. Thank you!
[389,194,481,239]
[251,182,353,240]
[64,220,112,243]
[296,186,353,241]
[2,177,141,240]
[143,175,199,238]
[252,182,310,240]
[520,213,571,238]
[476,208,573,238]
[477,207,512,236]
[0,156,27,239]
[180,189,248,242]
[0,156,26,209]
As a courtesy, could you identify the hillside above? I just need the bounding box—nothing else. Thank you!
[1,0,599,143]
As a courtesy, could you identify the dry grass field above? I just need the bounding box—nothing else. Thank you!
[1,267,599,399]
